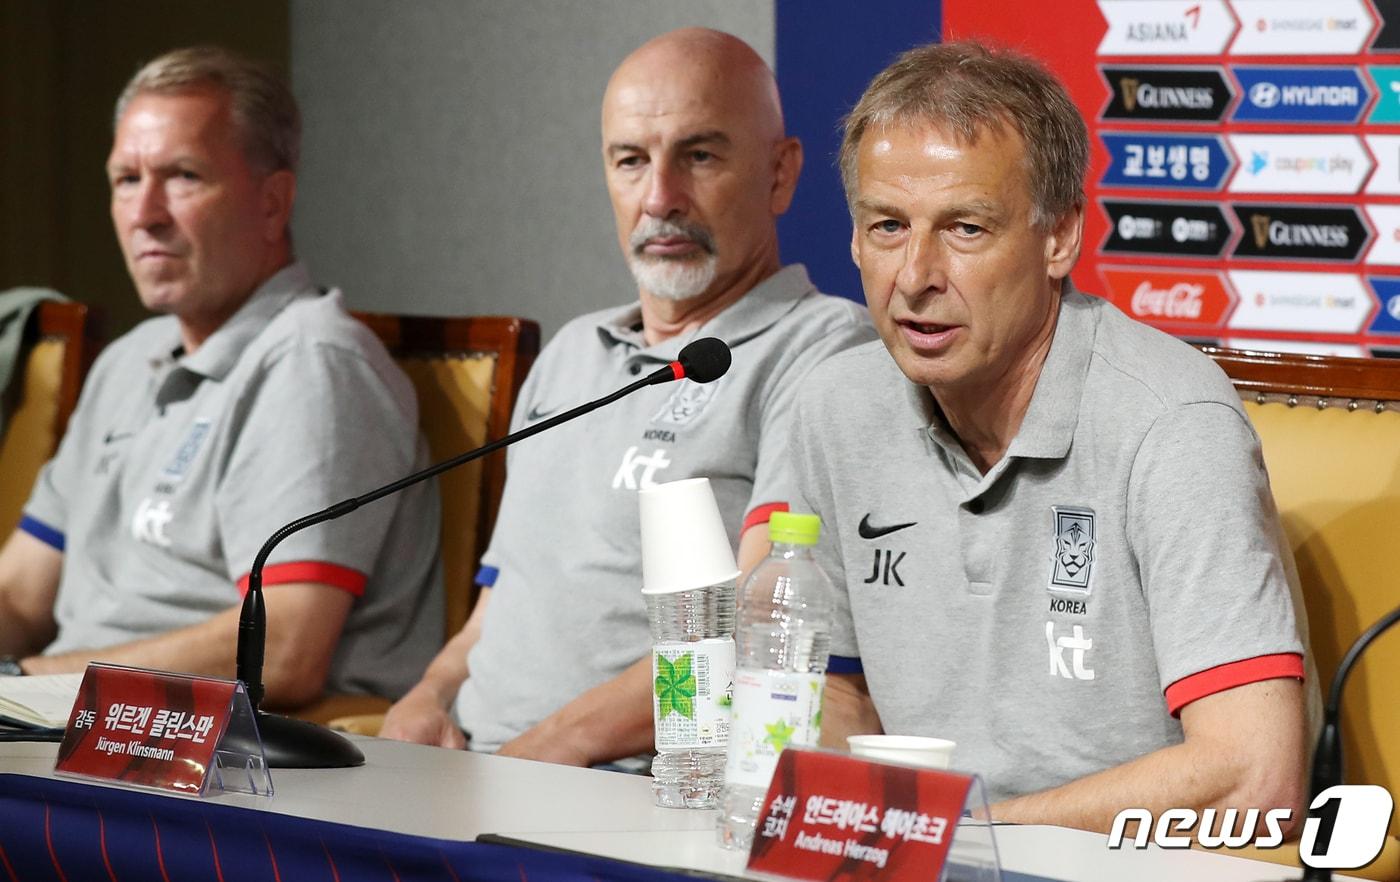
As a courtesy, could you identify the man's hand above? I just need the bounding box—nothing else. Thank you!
[990,677,1305,835]
[20,581,352,709]
[0,530,62,657]
[495,656,655,768]
[381,686,467,749]
[378,588,489,750]
[497,724,591,766]
[819,672,883,747]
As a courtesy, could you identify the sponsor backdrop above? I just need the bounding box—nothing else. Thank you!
[944,0,1400,357]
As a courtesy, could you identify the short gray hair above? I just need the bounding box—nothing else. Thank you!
[114,46,300,175]
[839,41,1087,230]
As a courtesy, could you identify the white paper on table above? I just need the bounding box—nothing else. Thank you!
[0,673,83,728]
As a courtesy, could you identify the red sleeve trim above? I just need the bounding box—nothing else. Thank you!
[1164,653,1304,716]
[236,561,367,598]
[743,502,790,536]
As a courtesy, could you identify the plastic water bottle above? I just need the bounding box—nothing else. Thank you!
[717,512,832,850]
[646,579,736,808]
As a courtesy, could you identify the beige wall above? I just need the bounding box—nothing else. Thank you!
[291,1,773,341]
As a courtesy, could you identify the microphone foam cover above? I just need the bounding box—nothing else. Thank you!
[678,337,731,384]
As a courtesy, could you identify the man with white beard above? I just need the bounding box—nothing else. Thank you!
[382,28,873,765]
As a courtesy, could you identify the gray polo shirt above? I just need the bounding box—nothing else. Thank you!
[791,289,1304,803]
[455,265,875,751]
[22,263,443,699]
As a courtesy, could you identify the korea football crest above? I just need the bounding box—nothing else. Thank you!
[651,379,721,426]
[1050,506,1096,595]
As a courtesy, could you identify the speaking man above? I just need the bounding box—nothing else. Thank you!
[0,47,442,707]
[797,41,1309,832]
[381,28,873,766]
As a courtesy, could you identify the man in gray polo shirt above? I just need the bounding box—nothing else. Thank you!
[800,42,1308,832]
[381,29,873,764]
[0,47,442,706]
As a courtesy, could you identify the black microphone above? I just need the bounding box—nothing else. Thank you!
[236,336,733,768]
[1298,603,1400,881]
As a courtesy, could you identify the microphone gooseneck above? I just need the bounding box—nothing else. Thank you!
[234,338,733,768]
[1299,603,1400,882]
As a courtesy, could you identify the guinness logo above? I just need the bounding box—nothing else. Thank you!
[1251,214,1272,250]
[1099,66,1231,123]
[1231,204,1367,262]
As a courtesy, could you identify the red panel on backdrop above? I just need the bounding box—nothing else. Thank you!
[943,0,1400,357]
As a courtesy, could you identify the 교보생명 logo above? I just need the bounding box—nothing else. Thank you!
[1108,785,1394,871]
[1101,132,1231,190]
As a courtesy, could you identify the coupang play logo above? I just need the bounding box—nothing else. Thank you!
[1107,785,1394,872]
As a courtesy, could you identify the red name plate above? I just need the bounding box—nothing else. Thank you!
[747,748,973,881]
[54,664,237,795]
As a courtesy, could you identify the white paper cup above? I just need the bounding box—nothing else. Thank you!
[847,735,957,770]
[638,477,740,595]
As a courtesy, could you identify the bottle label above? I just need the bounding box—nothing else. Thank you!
[724,669,826,788]
[652,638,735,751]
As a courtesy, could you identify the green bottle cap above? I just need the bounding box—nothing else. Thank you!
[768,512,821,546]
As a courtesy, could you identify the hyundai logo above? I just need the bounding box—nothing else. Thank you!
[1250,81,1281,109]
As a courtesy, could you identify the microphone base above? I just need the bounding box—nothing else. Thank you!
[255,711,365,768]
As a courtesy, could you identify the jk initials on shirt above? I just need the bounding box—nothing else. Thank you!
[1046,621,1095,680]
[131,498,174,548]
[863,549,905,586]
[611,446,671,490]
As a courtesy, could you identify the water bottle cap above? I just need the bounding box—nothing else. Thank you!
[769,512,821,546]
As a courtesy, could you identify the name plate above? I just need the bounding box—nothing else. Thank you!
[746,748,980,881]
[54,663,271,797]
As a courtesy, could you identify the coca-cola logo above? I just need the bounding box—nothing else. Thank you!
[1131,281,1204,319]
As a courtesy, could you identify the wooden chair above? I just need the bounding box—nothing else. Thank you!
[296,313,539,728]
[0,301,101,538]
[1203,346,1400,880]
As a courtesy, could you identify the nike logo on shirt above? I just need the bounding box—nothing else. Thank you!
[526,403,560,421]
[858,513,917,540]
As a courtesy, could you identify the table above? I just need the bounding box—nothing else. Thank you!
[0,738,1343,881]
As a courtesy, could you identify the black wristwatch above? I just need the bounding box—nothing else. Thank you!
[0,656,23,676]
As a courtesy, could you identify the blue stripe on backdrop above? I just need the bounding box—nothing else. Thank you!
[775,0,942,306]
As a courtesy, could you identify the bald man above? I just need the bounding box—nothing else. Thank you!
[381,29,873,769]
